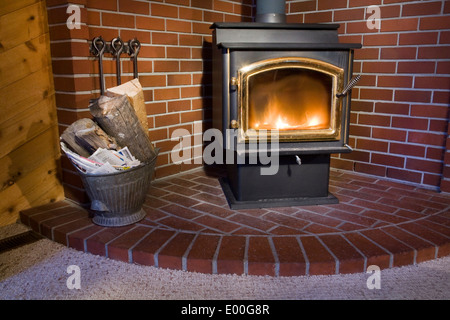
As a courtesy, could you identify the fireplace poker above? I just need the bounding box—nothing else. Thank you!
[128,39,141,79]
[111,37,124,86]
[91,36,106,95]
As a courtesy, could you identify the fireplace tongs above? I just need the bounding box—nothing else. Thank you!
[336,75,361,98]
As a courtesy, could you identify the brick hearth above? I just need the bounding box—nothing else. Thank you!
[19,167,450,276]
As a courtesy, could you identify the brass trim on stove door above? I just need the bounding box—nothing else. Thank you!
[237,57,345,143]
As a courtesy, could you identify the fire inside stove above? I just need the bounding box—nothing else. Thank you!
[249,68,331,131]
[238,57,344,142]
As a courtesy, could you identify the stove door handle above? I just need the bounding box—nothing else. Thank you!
[337,75,361,98]
[230,77,239,92]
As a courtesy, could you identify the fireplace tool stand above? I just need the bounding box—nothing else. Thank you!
[90,36,141,95]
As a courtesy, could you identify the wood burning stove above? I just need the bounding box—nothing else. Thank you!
[211,1,361,209]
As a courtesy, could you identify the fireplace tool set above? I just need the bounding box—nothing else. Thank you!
[64,36,158,227]
[90,36,141,95]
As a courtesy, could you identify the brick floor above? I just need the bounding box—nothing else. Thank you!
[19,168,450,276]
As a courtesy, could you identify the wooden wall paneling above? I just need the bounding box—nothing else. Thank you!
[0,0,64,226]
[0,1,48,51]
[0,66,55,124]
[0,33,51,89]
[0,96,57,159]
[0,128,61,192]
[0,0,40,16]
[0,157,64,226]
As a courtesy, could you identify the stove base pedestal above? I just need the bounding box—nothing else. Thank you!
[220,154,339,209]
[220,177,338,209]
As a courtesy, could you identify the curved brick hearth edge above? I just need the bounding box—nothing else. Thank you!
[19,168,450,277]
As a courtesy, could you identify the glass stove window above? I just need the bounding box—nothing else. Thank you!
[248,68,333,131]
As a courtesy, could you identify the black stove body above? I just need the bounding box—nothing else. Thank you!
[211,20,361,210]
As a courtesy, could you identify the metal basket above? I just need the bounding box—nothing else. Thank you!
[78,154,157,227]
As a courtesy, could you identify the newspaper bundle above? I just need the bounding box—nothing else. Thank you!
[60,142,141,174]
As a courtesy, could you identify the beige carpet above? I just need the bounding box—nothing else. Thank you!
[0,222,449,300]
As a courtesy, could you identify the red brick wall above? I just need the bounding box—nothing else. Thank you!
[46,0,253,202]
[287,0,450,192]
[47,0,450,203]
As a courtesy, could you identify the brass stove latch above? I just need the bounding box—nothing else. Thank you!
[230,77,238,91]
[336,75,361,98]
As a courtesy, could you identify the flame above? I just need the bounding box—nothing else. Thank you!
[307,115,321,127]
[248,71,331,131]
[252,104,328,131]
[276,116,289,129]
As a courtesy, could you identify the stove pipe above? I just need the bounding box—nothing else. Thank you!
[255,0,286,23]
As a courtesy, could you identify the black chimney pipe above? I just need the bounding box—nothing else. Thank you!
[255,0,286,23]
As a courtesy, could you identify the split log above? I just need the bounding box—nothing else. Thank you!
[106,78,149,135]
[74,120,120,154]
[60,118,120,156]
[60,119,91,157]
[89,94,157,162]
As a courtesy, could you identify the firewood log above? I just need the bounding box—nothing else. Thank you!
[106,79,149,135]
[75,124,120,154]
[60,119,92,157]
[89,94,157,162]
[60,118,120,156]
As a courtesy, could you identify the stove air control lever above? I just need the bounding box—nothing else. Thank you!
[336,74,361,98]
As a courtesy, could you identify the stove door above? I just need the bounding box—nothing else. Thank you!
[237,57,344,143]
